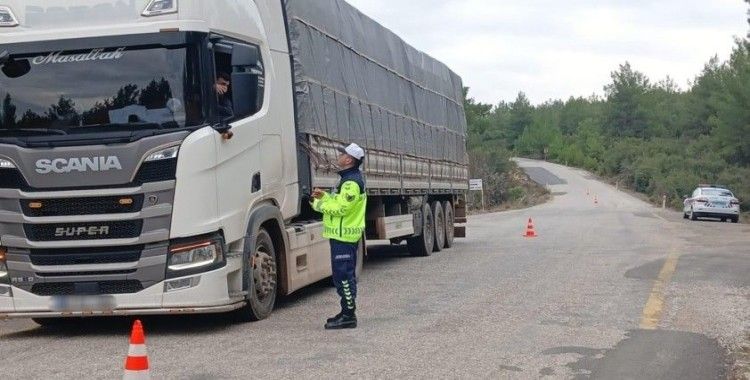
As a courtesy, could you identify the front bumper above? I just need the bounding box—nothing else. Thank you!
[0,256,244,319]
[0,302,246,319]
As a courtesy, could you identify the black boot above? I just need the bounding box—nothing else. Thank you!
[326,311,344,323]
[324,312,357,330]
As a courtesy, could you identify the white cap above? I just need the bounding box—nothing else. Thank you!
[344,143,365,160]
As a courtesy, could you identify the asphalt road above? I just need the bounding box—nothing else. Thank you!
[1,159,748,379]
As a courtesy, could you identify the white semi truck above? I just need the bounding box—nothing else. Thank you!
[0,0,468,324]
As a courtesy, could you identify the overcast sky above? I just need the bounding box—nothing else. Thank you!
[347,0,748,105]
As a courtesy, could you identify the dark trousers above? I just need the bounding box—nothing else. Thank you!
[330,240,358,315]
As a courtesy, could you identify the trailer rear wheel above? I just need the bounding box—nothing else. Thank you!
[443,201,455,248]
[432,202,445,252]
[407,203,434,257]
[236,228,278,322]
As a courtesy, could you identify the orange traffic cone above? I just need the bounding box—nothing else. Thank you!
[523,218,538,238]
[123,320,150,380]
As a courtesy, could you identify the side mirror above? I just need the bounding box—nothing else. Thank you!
[232,44,260,67]
[1,58,31,78]
[230,44,265,119]
[231,71,263,118]
[212,43,265,138]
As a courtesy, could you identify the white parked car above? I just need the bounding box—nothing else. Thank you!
[683,185,741,223]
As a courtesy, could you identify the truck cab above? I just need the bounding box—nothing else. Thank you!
[0,0,299,321]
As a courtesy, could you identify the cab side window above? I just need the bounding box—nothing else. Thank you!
[212,38,265,123]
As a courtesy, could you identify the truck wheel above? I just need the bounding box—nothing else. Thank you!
[237,228,278,322]
[443,201,455,248]
[407,203,434,257]
[432,202,445,252]
[732,217,739,224]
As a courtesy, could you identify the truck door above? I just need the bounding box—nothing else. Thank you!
[210,37,268,243]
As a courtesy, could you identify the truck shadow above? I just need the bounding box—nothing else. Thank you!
[1,243,416,340]
[0,313,235,340]
[364,243,415,268]
[274,242,414,309]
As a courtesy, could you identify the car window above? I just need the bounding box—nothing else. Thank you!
[211,38,265,123]
[701,188,733,197]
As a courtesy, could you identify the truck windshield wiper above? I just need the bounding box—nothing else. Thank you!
[71,122,163,133]
[0,128,68,136]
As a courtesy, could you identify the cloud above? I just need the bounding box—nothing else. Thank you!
[346,0,748,104]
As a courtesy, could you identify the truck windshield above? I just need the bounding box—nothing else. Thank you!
[0,43,204,138]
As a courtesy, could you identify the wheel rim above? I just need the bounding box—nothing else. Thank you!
[435,208,445,245]
[424,211,433,247]
[445,205,454,242]
[251,246,277,301]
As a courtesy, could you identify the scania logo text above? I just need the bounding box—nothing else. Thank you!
[55,226,110,237]
[35,156,123,174]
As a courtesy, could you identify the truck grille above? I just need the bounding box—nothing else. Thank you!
[30,245,144,266]
[31,280,144,296]
[24,221,143,241]
[21,195,145,217]
[0,168,29,189]
[36,269,137,277]
[134,159,177,183]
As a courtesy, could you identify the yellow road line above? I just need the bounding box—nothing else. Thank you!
[639,247,681,329]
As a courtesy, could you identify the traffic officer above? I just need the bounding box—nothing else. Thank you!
[311,143,367,329]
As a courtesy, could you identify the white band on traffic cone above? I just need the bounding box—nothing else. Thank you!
[128,343,148,357]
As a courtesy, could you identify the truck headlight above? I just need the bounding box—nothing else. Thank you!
[168,239,223,272]
[145,145,179,162]
[0,158,16,169]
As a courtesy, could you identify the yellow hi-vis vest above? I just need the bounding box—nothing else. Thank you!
[312,180,367,243]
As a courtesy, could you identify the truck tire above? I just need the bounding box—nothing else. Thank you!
[732,216,739,224]
[236,228,278,322]
[443,201,455,248]
[690,208,698,221]
[407,202,434,257]
[432,202,445,252]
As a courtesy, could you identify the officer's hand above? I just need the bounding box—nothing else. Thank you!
[312,188,325,199]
